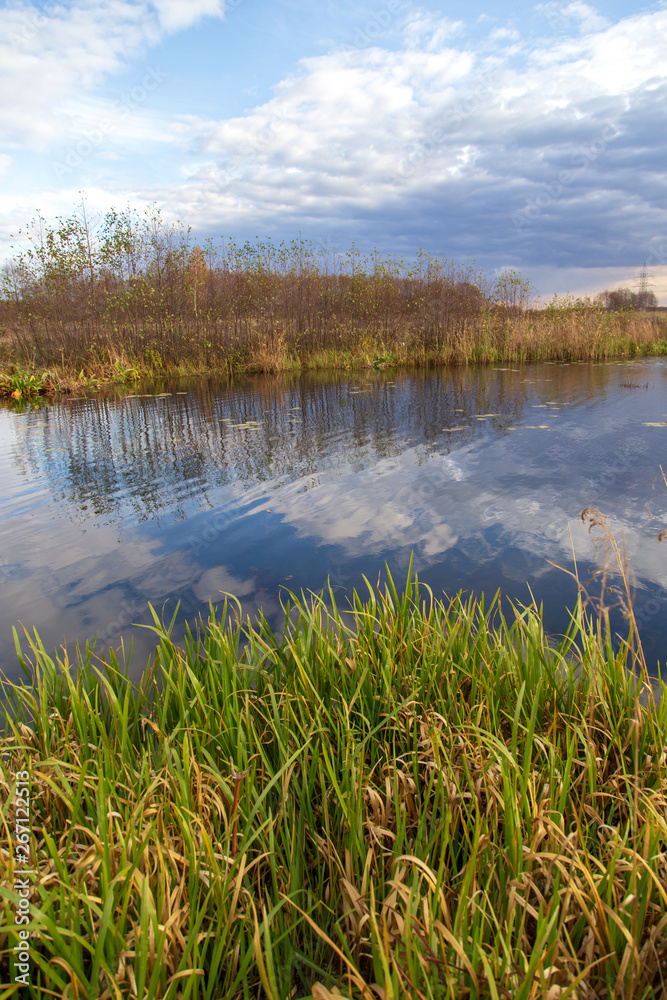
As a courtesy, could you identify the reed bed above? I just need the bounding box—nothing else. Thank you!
[1,566,666,999]
[1,207,665,390]
[2,300,665,395]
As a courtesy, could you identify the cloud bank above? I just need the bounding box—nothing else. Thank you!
[1,1,666,297]
[169,4,667,277]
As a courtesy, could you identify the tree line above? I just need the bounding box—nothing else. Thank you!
[595,287,658,311]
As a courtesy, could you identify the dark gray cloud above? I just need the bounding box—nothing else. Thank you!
[154,5,666,291]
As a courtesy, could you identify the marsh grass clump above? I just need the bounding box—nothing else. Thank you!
[0,569,666,999]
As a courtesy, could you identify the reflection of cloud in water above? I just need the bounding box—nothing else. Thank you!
[267,430,667,606]
[420,524,458,557]
[193,566,255,603]
[3,360,667,678]
[501,547,553,584]
[266,449,470,556]
[289,490,414,547]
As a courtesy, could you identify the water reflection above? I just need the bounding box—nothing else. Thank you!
[1,360,666,680]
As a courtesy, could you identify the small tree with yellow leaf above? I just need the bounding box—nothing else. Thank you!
[189,245,207,317]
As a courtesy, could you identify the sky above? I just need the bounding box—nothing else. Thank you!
[1,0,666,303]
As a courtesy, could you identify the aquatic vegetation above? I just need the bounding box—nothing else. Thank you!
[1,206,665,390]
[0,369,49,400]
[113,358,141,382]
[1,565,666,999]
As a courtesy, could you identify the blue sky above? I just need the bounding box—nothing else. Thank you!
[1,0,666,302]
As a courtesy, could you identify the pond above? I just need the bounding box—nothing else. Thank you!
[1,359,666,684]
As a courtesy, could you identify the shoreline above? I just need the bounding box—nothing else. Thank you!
[2,312,667,399]
[3,210,665,400]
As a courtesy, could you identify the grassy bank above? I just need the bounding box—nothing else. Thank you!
[2,207,666,395]
[2,306,667,398]
[1,569,666,999]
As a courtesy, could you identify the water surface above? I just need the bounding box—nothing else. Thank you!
[1,360,666,682]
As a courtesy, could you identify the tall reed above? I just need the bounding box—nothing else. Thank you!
[1,566,665,999]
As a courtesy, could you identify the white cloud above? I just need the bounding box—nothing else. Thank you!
[402,12,464,51]
[562,2,609,31]
[1,4,666,287]
[488,27,520,42]
[0,1,223,150]
[535,2,610,35]
[152,0,224,33]
[261,446,472,560]
[146,5,666,279]
[528,11,667,94]
[275,481,415,552]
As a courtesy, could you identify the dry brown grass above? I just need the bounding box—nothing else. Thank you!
[1,563,666,998]
[2,215,665,385]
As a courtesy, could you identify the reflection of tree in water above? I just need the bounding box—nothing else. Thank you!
[8,363,618,525]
